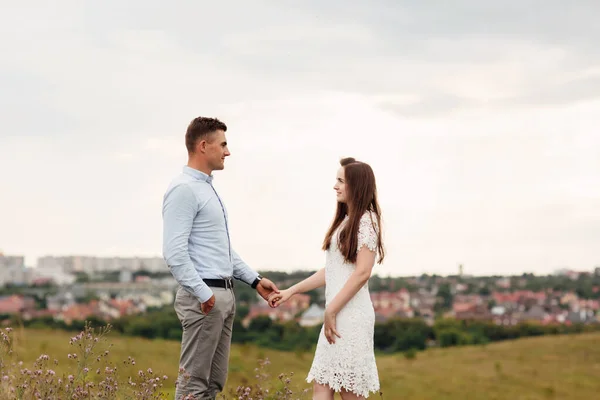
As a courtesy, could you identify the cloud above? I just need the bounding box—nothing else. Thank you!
[0,1,599,275]
[505,70,600,106]
[301,1,600,49]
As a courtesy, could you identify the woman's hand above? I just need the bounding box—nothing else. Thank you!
[268,289,293,307]
[323,309,341,344]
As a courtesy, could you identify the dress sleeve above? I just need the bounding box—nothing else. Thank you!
[357,212,379,253]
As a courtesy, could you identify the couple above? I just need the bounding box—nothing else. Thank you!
[162,116,385,400]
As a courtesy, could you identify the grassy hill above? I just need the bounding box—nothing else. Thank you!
[5,327,600,399]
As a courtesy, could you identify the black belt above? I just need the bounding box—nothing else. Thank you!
[203,278,234,289]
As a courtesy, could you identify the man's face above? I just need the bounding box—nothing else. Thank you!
[203,130,230,171]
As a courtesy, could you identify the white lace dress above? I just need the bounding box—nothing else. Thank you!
[306,211,380,398]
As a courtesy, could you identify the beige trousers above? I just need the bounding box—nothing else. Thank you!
[173,285,236,400]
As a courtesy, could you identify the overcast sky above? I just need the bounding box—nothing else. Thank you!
[1,1,599,276]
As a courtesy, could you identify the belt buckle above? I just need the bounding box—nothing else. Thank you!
[225,278,233,289]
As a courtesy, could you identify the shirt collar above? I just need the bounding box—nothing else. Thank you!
[183,166,213,183]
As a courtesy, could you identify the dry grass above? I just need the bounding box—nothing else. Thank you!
[377,332,600,399]
[7,327,600,399]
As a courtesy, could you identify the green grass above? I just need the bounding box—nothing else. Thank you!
[6,327,600,399]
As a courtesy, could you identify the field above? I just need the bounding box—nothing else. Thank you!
[5,327,600,399]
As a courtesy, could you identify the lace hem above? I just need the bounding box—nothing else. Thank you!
[306,366,380,398]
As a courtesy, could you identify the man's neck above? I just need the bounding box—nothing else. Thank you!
[187,159,212,176]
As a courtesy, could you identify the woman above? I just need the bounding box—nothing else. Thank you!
[268,157,385,399]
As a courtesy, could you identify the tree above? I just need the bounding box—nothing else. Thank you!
[237,305,250,320]
[306,289,323,306]
[478,286,491,296]
[234,283,258,305]
[248,315,273,332]
[74,272,90,283]
[435,283,453,312]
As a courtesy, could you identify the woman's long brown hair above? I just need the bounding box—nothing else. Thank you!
[322,157,385,264]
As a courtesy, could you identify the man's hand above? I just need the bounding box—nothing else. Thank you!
[256,278,280,307]
[200,294,215,315]
[268,289,292,308]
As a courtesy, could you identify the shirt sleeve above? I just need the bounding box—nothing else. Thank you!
[231,248,260,286]
[162,183,213,302]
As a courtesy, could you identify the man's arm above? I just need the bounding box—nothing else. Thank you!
[163,183,213,303]
[232,248,279,303]
[231,248,259,285]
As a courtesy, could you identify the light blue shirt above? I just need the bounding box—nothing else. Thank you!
[162,166,259,303]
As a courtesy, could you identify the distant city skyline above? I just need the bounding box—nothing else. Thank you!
[1,1,599,277]
[1,251,597,279]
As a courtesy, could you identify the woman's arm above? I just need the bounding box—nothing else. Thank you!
[268,268,325,307]
[288,267,326,295]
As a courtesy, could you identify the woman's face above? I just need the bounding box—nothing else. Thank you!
[334,166,348,204]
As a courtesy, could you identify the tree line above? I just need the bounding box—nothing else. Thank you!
[11,307,600,355]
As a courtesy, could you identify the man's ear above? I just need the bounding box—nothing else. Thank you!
[197,139,207,153]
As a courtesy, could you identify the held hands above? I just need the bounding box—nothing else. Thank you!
[268,291,341,344]
[268,289,293,307]
[256,278,280,308]
[200,294,216,315]
[324,309,341,344]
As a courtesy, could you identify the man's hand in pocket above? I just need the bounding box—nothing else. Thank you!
[201,294,216,314]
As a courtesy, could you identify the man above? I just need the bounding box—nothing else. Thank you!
[162,116,279,399]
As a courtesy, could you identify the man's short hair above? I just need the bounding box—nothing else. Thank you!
[185,117,227,153]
